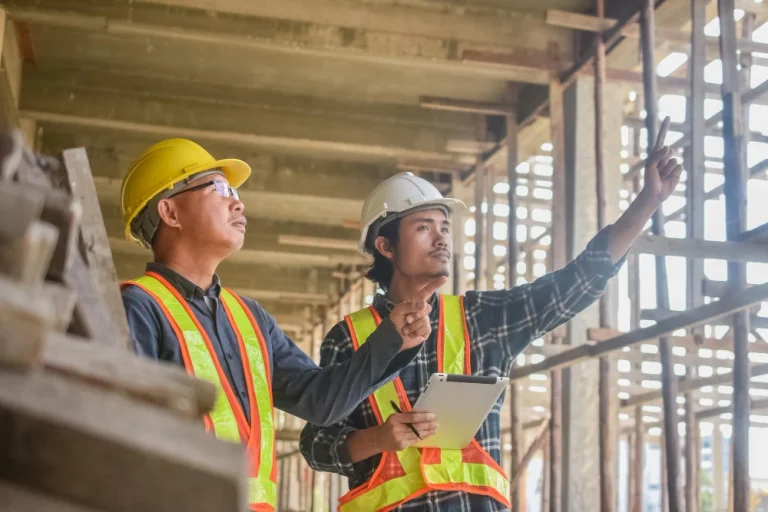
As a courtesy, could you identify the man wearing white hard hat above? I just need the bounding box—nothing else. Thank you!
[119,138,436,511]
[300,129,683,511]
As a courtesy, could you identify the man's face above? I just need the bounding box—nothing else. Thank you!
[390,209,452,279]
[163,173,247,255]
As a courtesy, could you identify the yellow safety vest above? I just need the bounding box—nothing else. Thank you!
[338,294,510,512]
[124,272,277,512]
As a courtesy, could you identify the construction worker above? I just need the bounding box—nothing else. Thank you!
[299,128,683,511]
[119,138,445,511]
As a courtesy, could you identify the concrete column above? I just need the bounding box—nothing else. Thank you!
[561,76,626,512]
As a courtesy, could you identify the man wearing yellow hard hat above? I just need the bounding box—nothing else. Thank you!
[119,138,438,511]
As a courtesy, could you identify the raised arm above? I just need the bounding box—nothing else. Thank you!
[474,117,681,355]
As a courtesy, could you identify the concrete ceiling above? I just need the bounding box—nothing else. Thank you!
[1,0,710,331]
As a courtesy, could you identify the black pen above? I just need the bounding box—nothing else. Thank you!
[390,400,422,440]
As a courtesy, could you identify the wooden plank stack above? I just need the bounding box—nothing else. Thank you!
[0,130,248,512]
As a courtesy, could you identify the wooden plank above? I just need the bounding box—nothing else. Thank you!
[621,363,768,408]
[419,96,516,116]
[65,250,125,344]
[631,235,768,263]
[41,282,77,332]
[7,221,59,285]
[546,8,616,32]
[0,370,247,512]
[509,418,549,495]
[43,332,216,418]
[509,282,768,381]
[61,148,130,349]
[695,397,768,420]
[0,482,103,512]
[702,279,730,298]
[0,274,56,367]
[509,381,522,512]
[40,189,81,281]
[739,221,768,242]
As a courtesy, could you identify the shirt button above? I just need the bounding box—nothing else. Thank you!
[226,352,233,360]
[240,391,247,398]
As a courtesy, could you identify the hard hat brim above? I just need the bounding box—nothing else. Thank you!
[206,158,251,189]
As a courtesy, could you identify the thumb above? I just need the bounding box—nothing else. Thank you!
[412,276,447,302]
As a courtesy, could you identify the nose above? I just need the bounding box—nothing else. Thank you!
[231,196,244,214]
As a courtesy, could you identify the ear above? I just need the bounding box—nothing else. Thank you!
[374,236,395,260]
[157,198,182,229]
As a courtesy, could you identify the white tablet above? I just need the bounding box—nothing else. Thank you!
[411,373,509,449]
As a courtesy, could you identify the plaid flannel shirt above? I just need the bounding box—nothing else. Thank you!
[299,226,624,512]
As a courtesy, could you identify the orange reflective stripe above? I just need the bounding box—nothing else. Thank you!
[339,295,510,512]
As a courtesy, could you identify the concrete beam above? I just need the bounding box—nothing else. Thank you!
[8,4,571,84]
[95,174,361,229]
[128,0,569,50]
[20,76,464,163]
[109,237,366,269]
[114,254,337,301]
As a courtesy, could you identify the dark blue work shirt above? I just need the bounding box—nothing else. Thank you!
[122,262,419,427]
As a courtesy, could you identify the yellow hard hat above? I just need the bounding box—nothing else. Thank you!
[120,138,251,244]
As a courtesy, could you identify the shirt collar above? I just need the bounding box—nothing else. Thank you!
[145,262,222,300]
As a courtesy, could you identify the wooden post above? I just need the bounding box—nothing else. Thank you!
[713,426,724,511]
[684,387,698,512]
[633,407,644,512]
[594,3,615,510]
[506,106,519,291]
[486,164,496,288]
[473,165,485,291]
[506,104,522,512]
[548,65,566,512]
[661,434,669,512]
[627,433,635,512]
[510,382,522,512]
[542,429,551,512]
[718,2,750,510]
[684,1,705,509]
[641,1,681,509]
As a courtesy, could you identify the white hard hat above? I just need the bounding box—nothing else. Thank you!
[358,172,466,255]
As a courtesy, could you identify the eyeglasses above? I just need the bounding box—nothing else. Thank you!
[170,179,240,201]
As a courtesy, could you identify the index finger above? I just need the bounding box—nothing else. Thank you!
[653,116,671,153]
[412,275,448,302]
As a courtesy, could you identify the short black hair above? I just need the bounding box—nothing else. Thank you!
[364,217,400,290]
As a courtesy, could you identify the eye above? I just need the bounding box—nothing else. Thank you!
[418,225,429,231]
